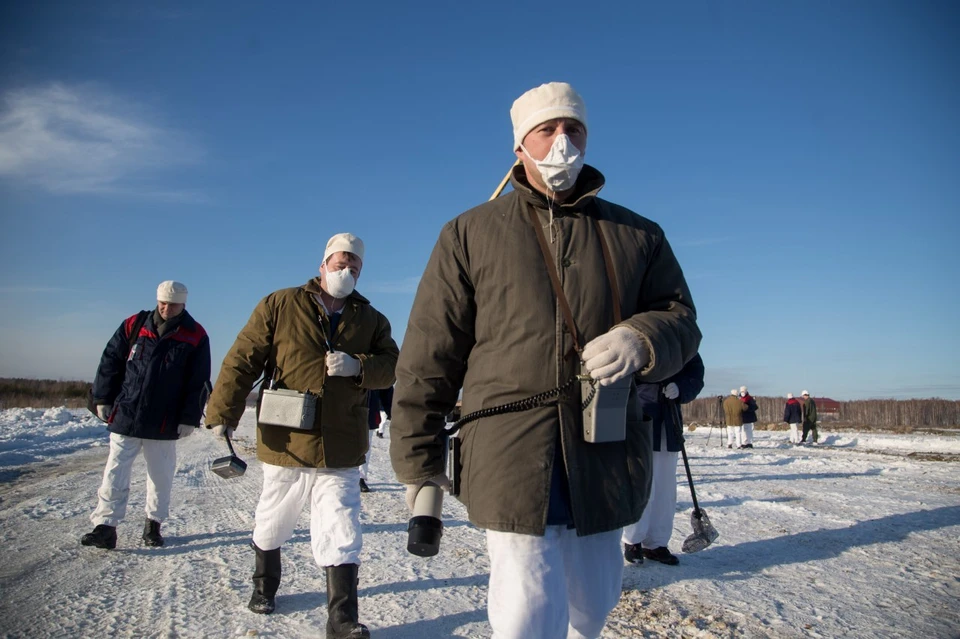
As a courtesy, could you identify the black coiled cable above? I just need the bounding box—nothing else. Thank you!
[447,375,597,435]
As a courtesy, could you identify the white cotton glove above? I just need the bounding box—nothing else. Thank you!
[209,424,236,438]
[663,383,680,400]
[96,404,112,422]
[404,473,451,513]
[581,326,650,386]
[177,424,197,438]
[326,352,361,377]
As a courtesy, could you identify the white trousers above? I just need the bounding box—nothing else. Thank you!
[487,527,623,639]
[727,425,743,447]
[622,431,678,549]
[376,413,389,437]
[360,430,374,480]
[788,423,800,443]
[742,422,754,445]
[252,463,363,567]
[90,432,177,527]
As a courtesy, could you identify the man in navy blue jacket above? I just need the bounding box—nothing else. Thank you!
[622,354,705,565]
[81,281,211,550]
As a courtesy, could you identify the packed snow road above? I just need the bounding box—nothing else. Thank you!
[0,408,957,638]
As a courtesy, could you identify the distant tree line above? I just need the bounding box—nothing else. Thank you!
[2,377,958,429]
[0,378,91,409]
[682,395,960,429]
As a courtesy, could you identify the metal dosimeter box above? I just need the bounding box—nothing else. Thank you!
[581,371,632,443]
[259,388,318,430]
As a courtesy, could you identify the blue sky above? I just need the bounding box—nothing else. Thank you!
[1,1,957,400]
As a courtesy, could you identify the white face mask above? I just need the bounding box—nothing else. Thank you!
[324,267,356,299]
[521,134,585,192]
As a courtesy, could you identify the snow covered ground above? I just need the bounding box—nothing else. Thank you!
[0,407,958,638]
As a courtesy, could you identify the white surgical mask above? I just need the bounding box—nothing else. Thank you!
[521,134,584,192]
[324,267,356,299]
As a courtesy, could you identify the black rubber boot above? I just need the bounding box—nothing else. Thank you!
[359,478,370,493]
[81,524,117,550]
[249,543,281,614]
[142,519,164,547]
[325,564,370,638]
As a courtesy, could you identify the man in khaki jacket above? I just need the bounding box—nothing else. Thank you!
[723,389,748,448]
[391,82,701,639]
[206,233,398,639]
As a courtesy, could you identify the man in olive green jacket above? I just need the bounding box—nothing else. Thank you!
[206,233,398,639]
[723,389,748,449]
[391,82,701,639]
[801,390,819,443]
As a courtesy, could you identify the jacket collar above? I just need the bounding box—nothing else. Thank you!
[149,308,195,332]
[510,164,606,214]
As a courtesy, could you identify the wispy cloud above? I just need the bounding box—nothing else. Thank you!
[0,83,203,198]
[363,277,422,294]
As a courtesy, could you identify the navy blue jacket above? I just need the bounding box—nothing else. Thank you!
[367,386,396,430]
[741,394,759,423]
[783,398,803,424]
[92,310,211,440]
[639,353,705,453]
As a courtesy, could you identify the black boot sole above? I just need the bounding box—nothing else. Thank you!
[80,537,116,550]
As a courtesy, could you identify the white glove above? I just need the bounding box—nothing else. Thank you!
[663,383,680,400]
[209,424,236,438]
[96,404,112,422]
[177,424,197,438]
[581,326,649,386]
[326,352,361,377]
[404,473,451,513]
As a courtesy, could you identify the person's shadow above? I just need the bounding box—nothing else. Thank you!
[623,504,960,588]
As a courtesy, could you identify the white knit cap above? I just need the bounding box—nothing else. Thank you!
[323,233,365,264]
[157,280,188,304]
[730,389,738,396]
[740,385,748,393]
[510,82,588,150]
[802,390,810,396]
[787,393,794,399]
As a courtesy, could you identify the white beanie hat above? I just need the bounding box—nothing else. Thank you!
[802,390,810,396]
[157,280,188,304]
[740,385,748,393]
[787,392,794,399]
[510,82,588,150]
[730,389,738,396]
[323,233,365,264]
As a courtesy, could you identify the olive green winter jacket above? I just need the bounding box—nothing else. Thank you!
[206,278,399,468]
[390,165,701,536]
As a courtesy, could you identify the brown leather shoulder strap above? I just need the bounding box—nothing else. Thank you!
[591,215,623,324]
[527,204,583,354]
